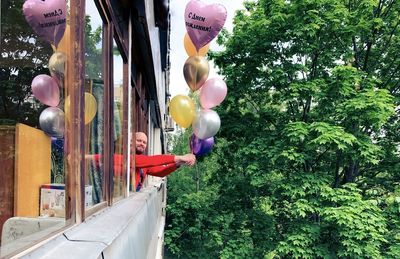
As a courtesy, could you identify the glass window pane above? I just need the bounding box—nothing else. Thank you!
[84,0,104,209]
[0,0,69,256]
[113,39,124,199]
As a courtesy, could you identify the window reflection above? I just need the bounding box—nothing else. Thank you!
[113,39,124,199]
[0,0,68,256]
[84,1,104,207]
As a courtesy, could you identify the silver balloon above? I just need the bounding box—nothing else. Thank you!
[192,109,221,139]
[39,107,65,138]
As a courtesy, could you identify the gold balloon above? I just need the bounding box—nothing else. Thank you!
[51,25,70,88]
[51,24,70,53]
[48,51,66,79]
[64,92,98,125]
[184,33,209,57]
[169,95,195,128]
[183,56,209,92]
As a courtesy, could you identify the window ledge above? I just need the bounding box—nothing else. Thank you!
[18,185,165,259]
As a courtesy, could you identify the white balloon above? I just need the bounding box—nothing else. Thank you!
[192,109,221,139]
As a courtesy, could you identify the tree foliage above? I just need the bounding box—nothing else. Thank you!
[85,15,103,79]
[165,0,400,258]
[0,0,53,126]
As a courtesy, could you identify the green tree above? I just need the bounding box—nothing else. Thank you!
[85,15,102,79]
[165,0,400,258]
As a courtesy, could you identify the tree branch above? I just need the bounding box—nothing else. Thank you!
[352,36,360,69]
[333,150,343,188]
[362,0,383,71]
[381,0,395,17]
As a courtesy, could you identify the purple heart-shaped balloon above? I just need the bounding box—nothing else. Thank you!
[23,0,67,47]
[184,0,227,50]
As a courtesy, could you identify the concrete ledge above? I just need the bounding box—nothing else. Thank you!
[0,217,65,258]
[15,184,165,259]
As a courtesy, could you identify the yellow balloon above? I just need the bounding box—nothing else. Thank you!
[183,56,209,92]
[184,33,209,57]
[51,24,70,53]
[169,95,195,128]
[64,92,97,125]
[84,93,97,124]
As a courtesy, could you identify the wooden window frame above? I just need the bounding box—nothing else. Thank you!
[96,0,130,204]
[70,0,131,217]
[67,0,86,224]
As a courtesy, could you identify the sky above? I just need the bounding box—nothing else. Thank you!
[169,0,245,97]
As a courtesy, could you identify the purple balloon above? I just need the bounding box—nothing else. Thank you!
[23,0,67,47]
[184,0,227,50]
[31,74,60,106]
[190,134,214,157]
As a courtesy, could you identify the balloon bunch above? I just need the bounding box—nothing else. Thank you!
[170,0,227,158]
[23,0,97,138]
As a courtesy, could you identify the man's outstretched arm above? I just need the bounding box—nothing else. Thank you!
[146,163,178,177]
[136,153,196,168]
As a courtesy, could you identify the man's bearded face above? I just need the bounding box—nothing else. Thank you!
[135,133,147,154]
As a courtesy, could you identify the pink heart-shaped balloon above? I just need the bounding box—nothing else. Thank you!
[23,0,67,47]
[31,74,60,107]
[185,0,227,50]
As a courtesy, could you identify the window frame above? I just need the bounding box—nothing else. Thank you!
[84,0,130,211]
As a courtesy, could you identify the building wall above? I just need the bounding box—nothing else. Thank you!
[145,0,168,132]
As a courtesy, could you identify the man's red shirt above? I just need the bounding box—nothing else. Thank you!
[92,154,177,190]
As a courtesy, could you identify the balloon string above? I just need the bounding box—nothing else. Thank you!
[195,163,200,192]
